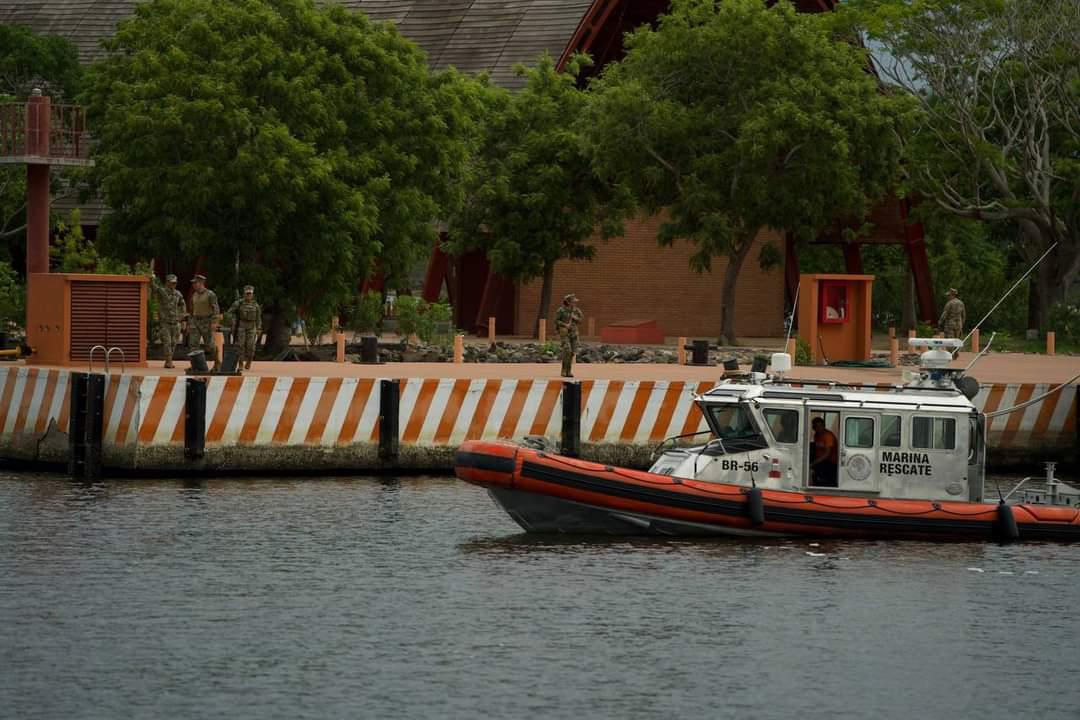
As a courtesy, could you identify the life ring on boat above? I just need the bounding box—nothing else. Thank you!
[847,454,872,482]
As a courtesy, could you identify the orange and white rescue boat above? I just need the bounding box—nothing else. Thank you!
[455,342,1080,542]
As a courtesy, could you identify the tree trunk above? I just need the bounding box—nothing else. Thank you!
[266,305,291,354]
[718,236,755,346]
[534,258,555,339]
[901,266,916,333]
[1018,220,1080,332]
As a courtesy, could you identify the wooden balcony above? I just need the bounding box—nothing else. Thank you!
[0,100,93,167]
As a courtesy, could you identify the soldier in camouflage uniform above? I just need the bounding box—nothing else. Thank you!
[938,288,966,340]
[225,285,262,370]
[188,274,221,371]
[150,273,188,368]
[555,293,584,378]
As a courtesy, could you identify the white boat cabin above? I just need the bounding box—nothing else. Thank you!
[649,353,987,503]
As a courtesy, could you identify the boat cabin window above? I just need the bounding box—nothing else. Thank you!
[844,417,874,449]
[912,416,956,450]
[764,409,799,444]
[705,404,768,453]
[881,415,902,447]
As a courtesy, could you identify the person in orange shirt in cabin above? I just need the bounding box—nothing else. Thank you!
[811,417,839,487]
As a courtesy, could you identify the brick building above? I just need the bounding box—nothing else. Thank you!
[4,0,934,339]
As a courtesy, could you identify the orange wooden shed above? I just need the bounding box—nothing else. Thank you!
[27,273,149,367]
[797,274,875,365]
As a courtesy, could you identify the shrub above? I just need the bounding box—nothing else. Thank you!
[348,291,383,335]
[795,337,813,366]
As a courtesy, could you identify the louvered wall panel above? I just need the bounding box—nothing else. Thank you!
[70,282,109,361]
[106,284,142,361]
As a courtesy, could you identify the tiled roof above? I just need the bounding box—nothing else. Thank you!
[0,0,595,89]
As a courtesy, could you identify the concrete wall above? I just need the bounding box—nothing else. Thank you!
[0,367,1074,473]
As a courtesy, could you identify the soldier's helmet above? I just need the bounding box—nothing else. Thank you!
[947,288,958,296]
[192,274,207,283]
[564,293,578,303]
[165,274,178,283]
[243,285,254,294]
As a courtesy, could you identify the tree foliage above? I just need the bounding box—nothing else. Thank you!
[0,25,84,257]
[583,0,916,343]
[846,0,1080,329]
[82,0,481,347]
[0,24,83,100]
[447,54,628,331]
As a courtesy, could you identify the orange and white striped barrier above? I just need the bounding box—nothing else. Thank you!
[0,368,1073,470]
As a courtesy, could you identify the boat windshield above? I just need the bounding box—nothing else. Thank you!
[705,403,768,454]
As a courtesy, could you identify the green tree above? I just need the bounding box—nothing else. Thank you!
[0,25,84,256]
[82,0,480,350]
[447,54,628,334]
[583,0,915,344]
[847,0,1080,330]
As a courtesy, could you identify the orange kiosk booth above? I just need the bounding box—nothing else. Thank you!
[27,273,149,367]
[797,274,874,365]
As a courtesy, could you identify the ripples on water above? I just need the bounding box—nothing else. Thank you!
[0,473,1078,720]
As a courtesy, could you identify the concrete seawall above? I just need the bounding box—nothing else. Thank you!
[0,364,1075,473]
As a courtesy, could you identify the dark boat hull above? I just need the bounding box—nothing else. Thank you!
[455,441,1080,542]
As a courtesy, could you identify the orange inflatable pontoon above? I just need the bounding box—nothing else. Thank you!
[455,441,1080,542]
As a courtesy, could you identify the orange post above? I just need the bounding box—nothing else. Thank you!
[587,317,596,338]
[214,331,225,363]
[1047,331,1055,356]
[677,337,686,365]
[538,318,546,344]
[453,334,464,363]
[786,337,796,359]
[971,328,980,354]
[488,316,496,344]
[335,331,345,363]
[888,326,896,339]
[889,337,899,367]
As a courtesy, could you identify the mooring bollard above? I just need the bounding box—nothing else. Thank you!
[538,318,546,344]
[561,381,582,458]
[1047,331,1056,356]
[690,339,709,366]
[453,334,464,363]
[184,378,206,460]
[889,337,899,367]
[379,379,400,460]
[971,328,980,353]
[677,336,687,365]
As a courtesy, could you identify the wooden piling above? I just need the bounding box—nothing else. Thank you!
[488,316,496,345]
[214,331,224,364]
[888,326,896,339]
[971,328,980,354]
[335,331,345,363]
[538,318,546,344]
[889,337,899,367]
[1047,331,1055,356]
[677,337,686,365]
[453,334,464,363]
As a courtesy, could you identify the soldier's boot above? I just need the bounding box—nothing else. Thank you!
[561,356,573,378]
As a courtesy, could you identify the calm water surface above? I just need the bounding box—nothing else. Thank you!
[1,472,1078,720]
